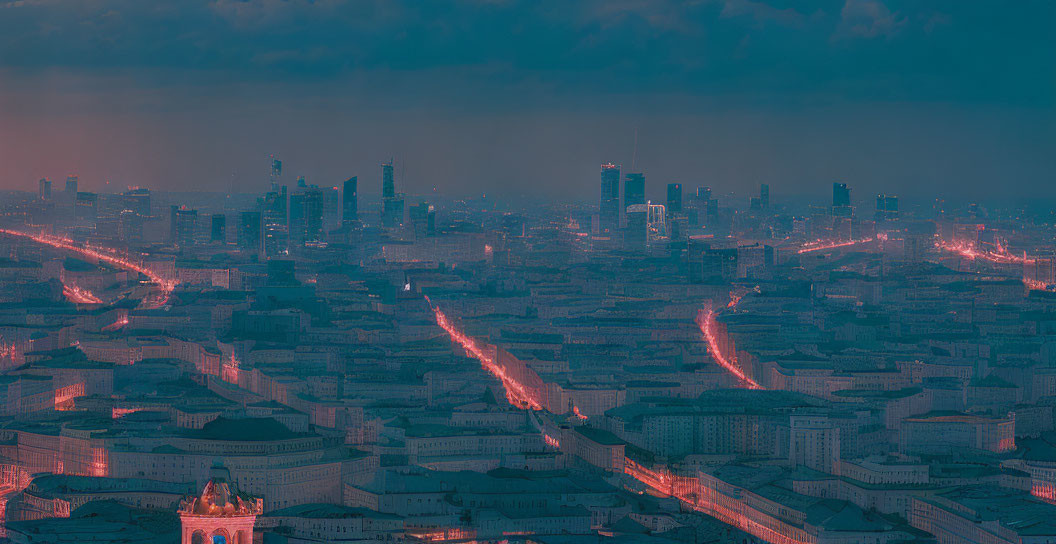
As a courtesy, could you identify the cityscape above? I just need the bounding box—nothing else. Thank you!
[0,2,1054,544]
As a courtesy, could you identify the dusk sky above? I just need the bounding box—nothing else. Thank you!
[1,0,1053,202]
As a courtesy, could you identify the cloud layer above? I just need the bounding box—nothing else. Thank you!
[0,0,1052,200]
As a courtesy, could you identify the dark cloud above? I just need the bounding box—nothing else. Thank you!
[1,0,1052,103]
[0,0,1052,199]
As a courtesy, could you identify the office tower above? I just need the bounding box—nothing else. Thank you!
[833,182,850,207]
[296,175,307,189]
[342,177,358,224]
[38,178,51,200]
[600,163,620,232]
[876,194,899,221]
[288,192,306,247]
[321,185,339,228]
[303,187,324,244]
[625,204,648,249]
[624,173,645,208]
[174,208,198,247]
[211,214,227,243]
[118,209,142,242]
[64,176,78,196]
[760,183,770,209]
[270,157,282,192]
[409,201,436,238]
[75,192,98,221]
[382,160,395,199]
[666,183,682,215]
[122,188,151,216]
[239,211,262,252]
[832,182,852,217]
[380,160,404,228]
[262,186,288,258]
[382,196,405,228]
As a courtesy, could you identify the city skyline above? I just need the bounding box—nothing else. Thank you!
[0,3,1054,544]
[1,1,1053,199]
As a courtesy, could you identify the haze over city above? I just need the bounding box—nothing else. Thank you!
[0,2,1055,544]
[1,1,1053,200]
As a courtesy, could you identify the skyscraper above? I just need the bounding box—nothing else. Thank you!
[624,173,645,208]
[262,186,288,258]
[666,183,682,215]
[211,214,227,243]
[409,201,435,238]
[38,178,51,200]
[322,185,339,229]
[303,187,324,244]
[270,157,282,193]
[174,208,198,247]
[75,192,98,221]
[833,182,850,207]
[382,196,405,228]
[760,183,770,209]
[382,160,395,199]
[118,209,142,242]
[832,182,852,217]
[288,192,306,247]
[625,204,648,249]
[238,211,262,253]
[122,188,151,217]
[875,194,899,221]
[342,177,358,225]
[64,176,78,196]
[600,163,620,232]
[381,160,403,228]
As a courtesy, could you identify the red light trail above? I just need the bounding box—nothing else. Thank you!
[101,316,129,332]
[937,239,1033,265]
[697,308,762,389]
[797,237,875,254]
[936,239,1053,291]
[0,229,176,308]
[623,458,809,544]
[62,283,103,305]
[432,306,543,410]
[429,300,796,543]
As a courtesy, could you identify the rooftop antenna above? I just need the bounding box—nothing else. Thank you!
[631,127,639,172]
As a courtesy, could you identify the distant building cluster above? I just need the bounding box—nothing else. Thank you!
[0,165,1053,544]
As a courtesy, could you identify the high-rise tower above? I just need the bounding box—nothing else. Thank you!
[600,163,620,233]
[342,176,358,225]
[832,182,852,217]
[666,183,682,214]
[382,160,395,199]
[381,160,403,228]
[624,173,645,209]
[270,157,282,193]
